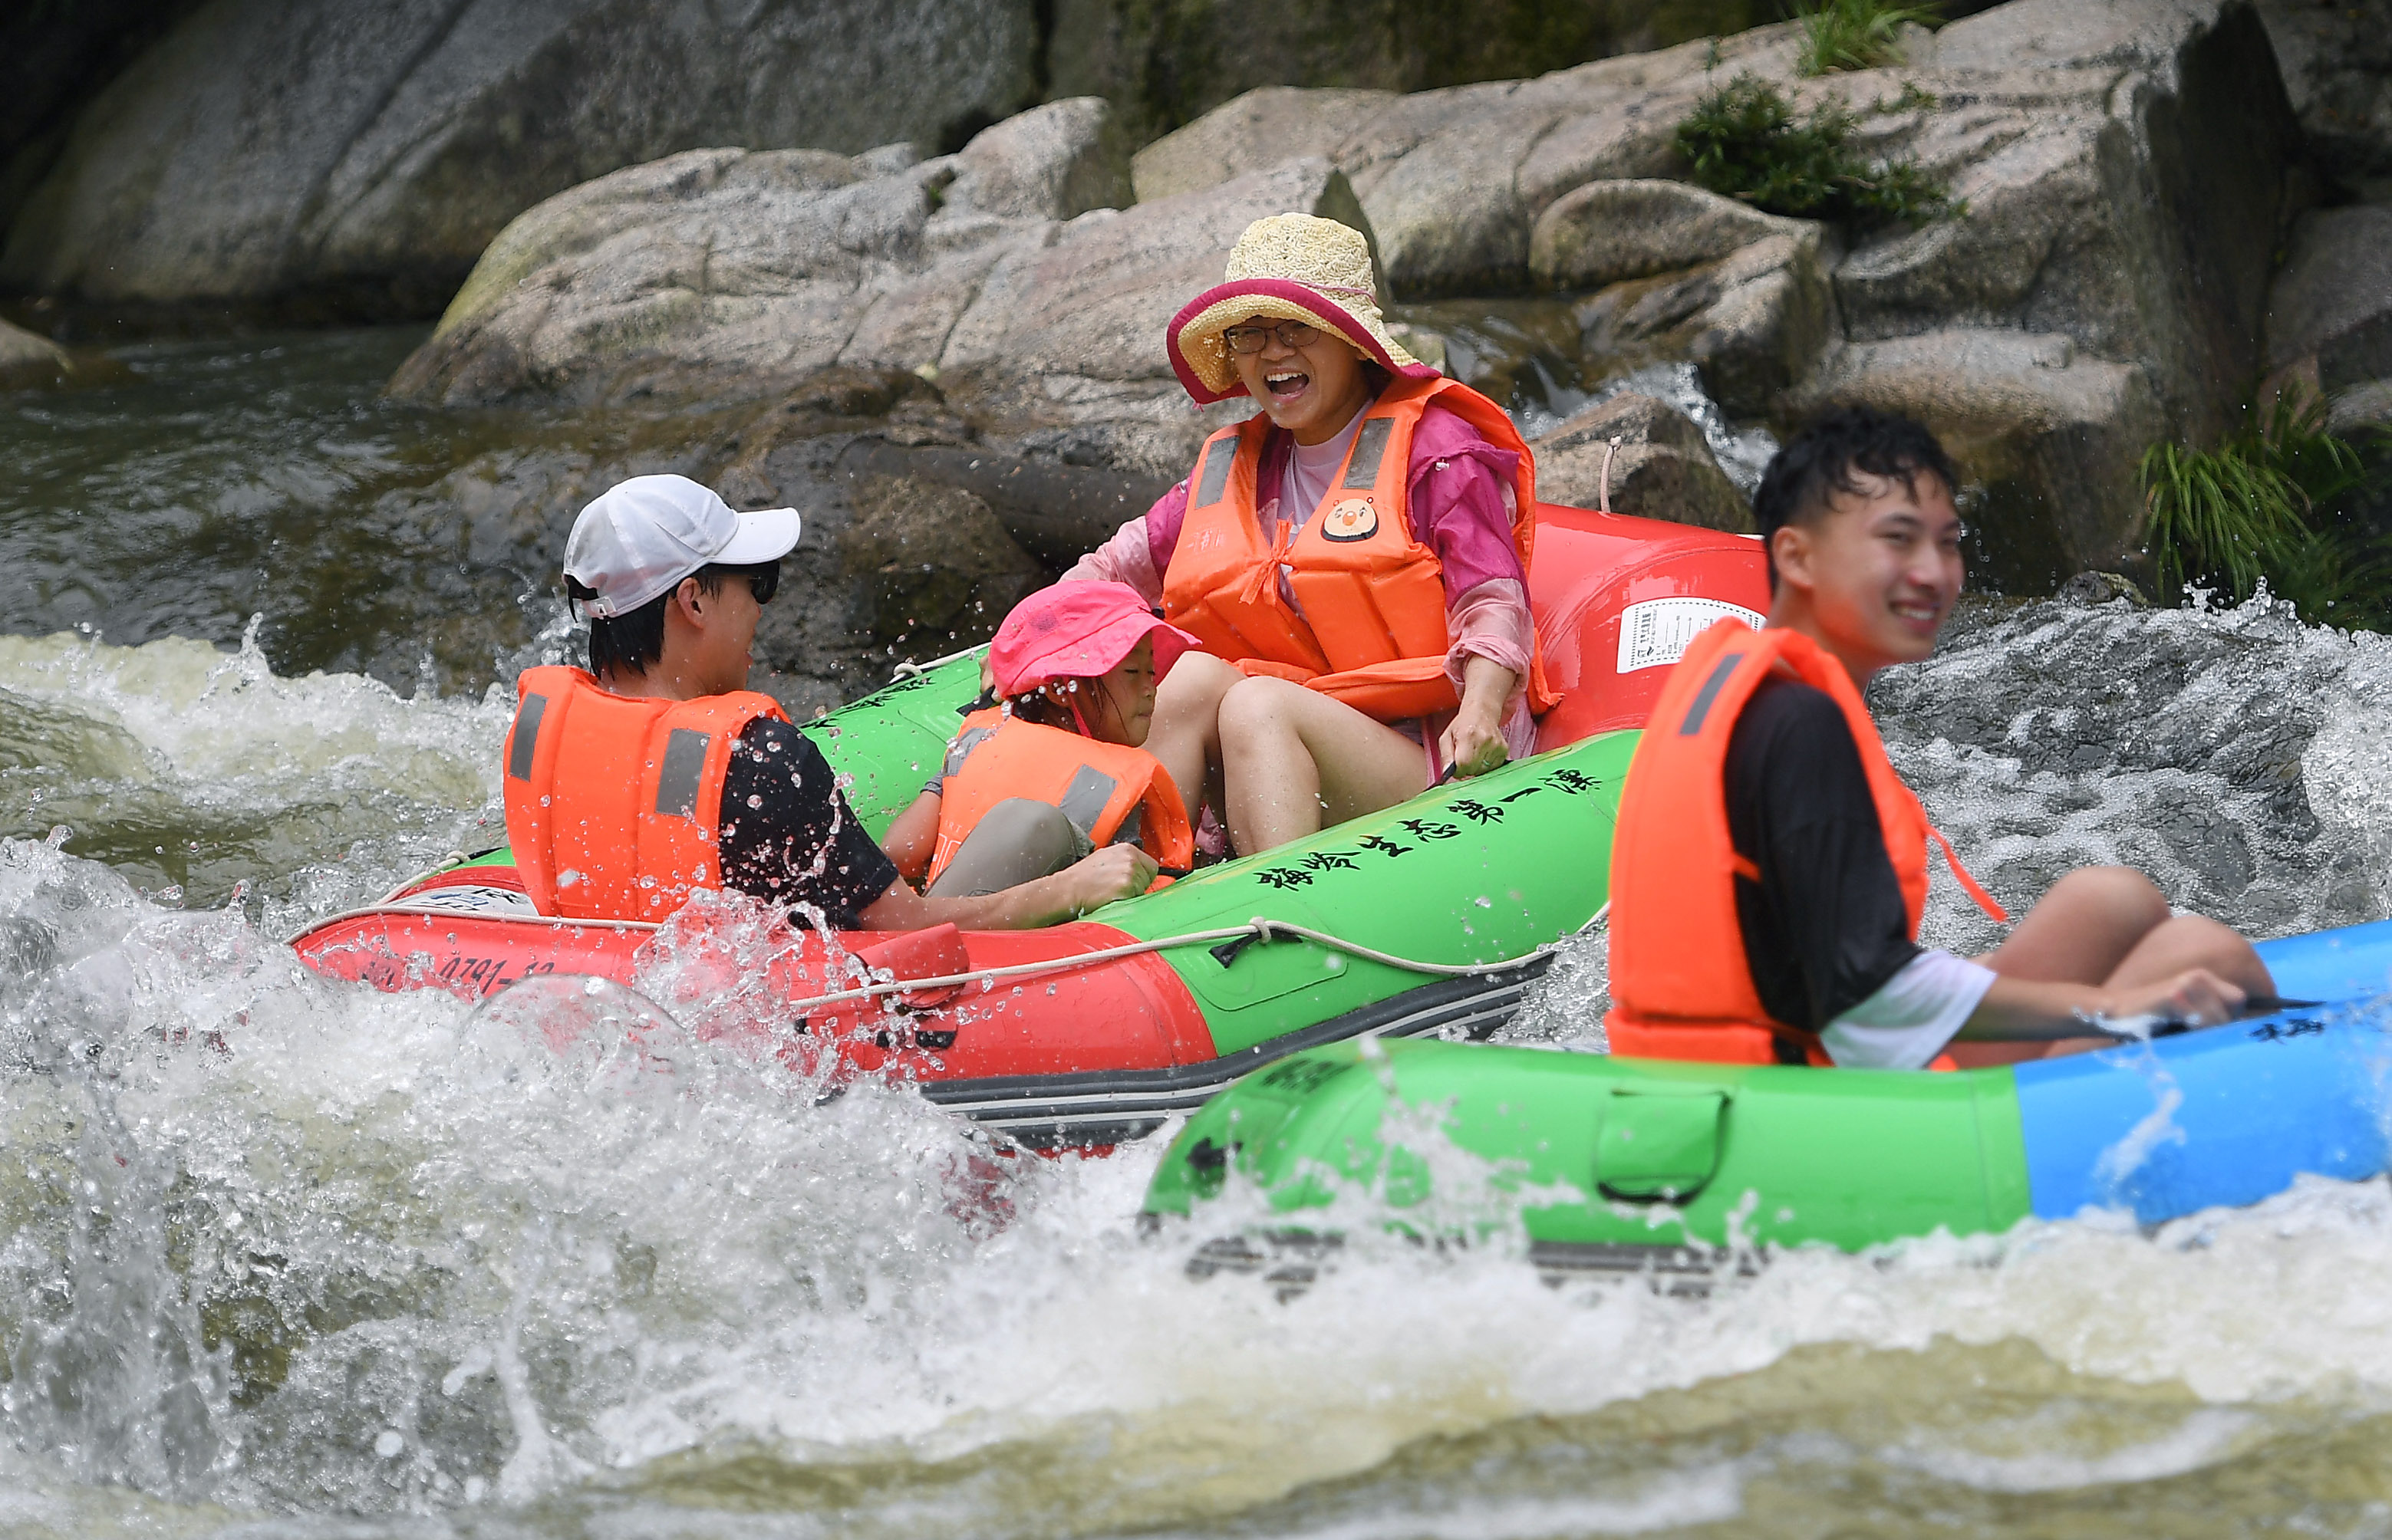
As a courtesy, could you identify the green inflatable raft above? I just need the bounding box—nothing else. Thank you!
[293,502,1771,1147]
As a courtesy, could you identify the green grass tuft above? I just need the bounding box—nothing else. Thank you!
[1674,74,1959,229]
[2140,393,2392,625]
[1796,0,1946,76]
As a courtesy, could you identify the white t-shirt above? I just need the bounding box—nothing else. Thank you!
[1818,949,1998,1069]
[1280,411,1367,531]
[1269,411,1368,619]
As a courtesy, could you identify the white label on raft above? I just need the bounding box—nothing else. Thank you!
[1616,597,1765,674]
[397,884,542,916]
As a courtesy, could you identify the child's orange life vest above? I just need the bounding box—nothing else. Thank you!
[927,708,1193,885]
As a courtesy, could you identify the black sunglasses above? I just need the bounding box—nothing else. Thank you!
[744,561,781,606]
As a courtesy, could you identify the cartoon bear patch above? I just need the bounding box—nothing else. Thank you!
[1320,497,1378,542]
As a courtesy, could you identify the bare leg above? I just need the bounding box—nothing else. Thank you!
[1978,867,2170,982]
[1143,653,1241,825]
[1217,675,1429,855]
[2107,913,2274,996]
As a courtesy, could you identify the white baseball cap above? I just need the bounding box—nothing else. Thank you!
[563,475,802,618]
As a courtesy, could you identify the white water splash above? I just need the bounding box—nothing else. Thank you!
[8,594,2392,1535]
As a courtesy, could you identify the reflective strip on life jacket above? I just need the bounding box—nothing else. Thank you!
[1603,620,2005,1066]
[926,708,1194,886]
[1159,374,1559,722]
[501,664,788,921]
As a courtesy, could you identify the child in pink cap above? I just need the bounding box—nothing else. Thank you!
[884,584,1204,898]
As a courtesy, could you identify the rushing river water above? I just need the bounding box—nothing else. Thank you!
[10,334,2392,1537]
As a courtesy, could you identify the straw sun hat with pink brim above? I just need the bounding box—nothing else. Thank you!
[988,582,1201,696]
[1167,213,1442,405]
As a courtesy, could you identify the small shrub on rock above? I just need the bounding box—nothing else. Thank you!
[1796,0,1943,76]
[1675,75,1955,229]
[2140,393,2392,626]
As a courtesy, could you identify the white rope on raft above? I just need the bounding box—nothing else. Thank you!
[769,901,1614,1017]
[889,643,988,681]
[298,900,1613,1015]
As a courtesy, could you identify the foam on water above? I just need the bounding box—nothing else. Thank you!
[10,594,2392,1538]
[0,626,519,913]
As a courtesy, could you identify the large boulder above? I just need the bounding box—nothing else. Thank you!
[0,0,1041,315]
[1530,180,1837,425]
[1845,0,2303,449]
[2264,205,2392,397]
[1530,179,1808,290]
[1127,0,2301,426]
[945,97,1128,221]
[2252,0,2392,195]
[1132,88,1396,205]
[1119,28,1786,298]
[390,99,1125,407]
[837,477,1046,652]
[0,317,73,390]
[1528,393,1753,532]
[0,0,203,235]
[393,114,1365,482]
[1135,0,2301,585]
[389,145,949,407]
[1563,225,1836,419]
[1048,0,1781,150]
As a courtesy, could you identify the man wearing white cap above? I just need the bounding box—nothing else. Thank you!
[499,475,1154,930]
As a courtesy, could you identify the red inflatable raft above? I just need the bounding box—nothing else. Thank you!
[295,504,1768,1145]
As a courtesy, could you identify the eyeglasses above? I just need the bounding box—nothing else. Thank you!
[1222,320,1320,354]
[746,562,780,606]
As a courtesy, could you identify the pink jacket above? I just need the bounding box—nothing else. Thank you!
[1064,403,1538,765]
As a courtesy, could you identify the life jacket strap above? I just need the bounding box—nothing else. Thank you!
[1927,822,2009,923]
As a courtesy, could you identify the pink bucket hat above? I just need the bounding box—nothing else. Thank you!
[1167,213,1441,406]
[989,582,1201,696]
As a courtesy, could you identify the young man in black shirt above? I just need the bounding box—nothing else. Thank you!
[558,475,1152,929]
[1613,410,2272,1068]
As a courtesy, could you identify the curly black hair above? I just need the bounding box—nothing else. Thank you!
[1751,406,1959,588]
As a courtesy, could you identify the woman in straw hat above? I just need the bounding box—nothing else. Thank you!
[1064,212,1554,857]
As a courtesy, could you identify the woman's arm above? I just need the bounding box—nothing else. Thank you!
[1438,578,1534,774]
[1059,481,1189,605]
[1409,414,1537,774]
[1438,654,1519,777]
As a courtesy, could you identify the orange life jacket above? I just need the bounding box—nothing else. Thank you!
[1603,620,2006,1066]
[1160,374,1559,722]
[927,708,1194,886]
[502,664,788,921]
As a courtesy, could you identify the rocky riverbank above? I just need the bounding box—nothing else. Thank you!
[6,0,2391,665]
[385,0,2343,597]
